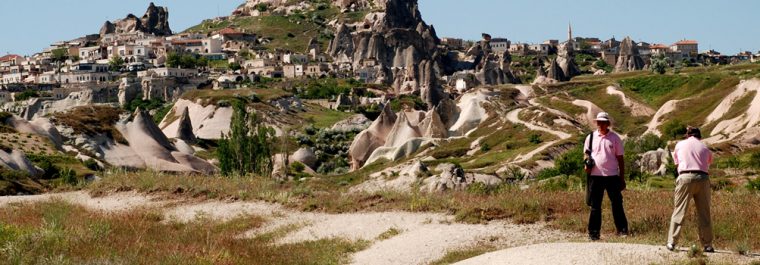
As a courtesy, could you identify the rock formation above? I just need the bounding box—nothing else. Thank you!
[175,107,197,143]
[421,163,502,192]
[635,148,670,176]
[348,89,494,169]
[0,149,41,177]
[466,34,519,85]
[327,0,445,107]
[614,37,645,73]
[290,147,318,170]
[556,40,581,80]
[102,108,216,173]
[348,103,397,169]
[100,2,172,37]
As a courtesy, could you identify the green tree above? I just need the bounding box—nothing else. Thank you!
[217,100,275,177]
[109,55,125,72]
[51,48,69,63]
[166,52,181,68]
[651,54,668,75]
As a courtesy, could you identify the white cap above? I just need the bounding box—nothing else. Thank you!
[595,112,611,122]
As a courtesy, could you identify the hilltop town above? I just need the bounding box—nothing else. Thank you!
[2,1,760,265]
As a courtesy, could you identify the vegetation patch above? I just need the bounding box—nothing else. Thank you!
[51,106,127,144]
[0,200,367,264]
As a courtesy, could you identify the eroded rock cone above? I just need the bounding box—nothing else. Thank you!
[348,103,397,170]
[100,2,172,37]
[176,106,196,144]
[615,36,645,73]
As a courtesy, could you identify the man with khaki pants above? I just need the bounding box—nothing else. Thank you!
[667,127,714,252]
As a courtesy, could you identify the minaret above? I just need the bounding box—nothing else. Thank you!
[568,22,573,41]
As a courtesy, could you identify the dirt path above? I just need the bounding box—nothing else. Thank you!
[3,191,757,265]
[0,192,573,265]
[605,86,655,117]
[455,242,758,265]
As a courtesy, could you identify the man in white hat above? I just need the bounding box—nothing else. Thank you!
[584,112,629,241]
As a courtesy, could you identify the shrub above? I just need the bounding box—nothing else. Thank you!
[661,119,688,141]
[747,177,760,192]
[60,168,77,186]
[290,161,306,173]
[528,134,543,144]
[83,159,101,171]
[479,143,491,153]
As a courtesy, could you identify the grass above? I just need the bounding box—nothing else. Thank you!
[51,106,127,144]
[429,244,498,265]
[0,200,367,264]
[83,170,760,254]
[297,103,354,129]
[182,88,293,106]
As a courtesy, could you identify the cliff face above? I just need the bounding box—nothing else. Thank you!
[100,2,172,37]
[328,0,444,107]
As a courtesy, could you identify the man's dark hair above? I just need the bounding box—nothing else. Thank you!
[686,126,702,139]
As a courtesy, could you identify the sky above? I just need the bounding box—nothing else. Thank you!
[1,0,759,56]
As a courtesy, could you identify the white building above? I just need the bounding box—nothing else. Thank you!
[283,53,309,64]
[202,38,223,54]
[138,67,198,78]
[79,46,104,60]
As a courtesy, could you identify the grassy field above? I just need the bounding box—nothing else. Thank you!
[77,170,760,256]
[0,200,366,264]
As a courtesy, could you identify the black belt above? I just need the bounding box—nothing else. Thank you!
[679,170,708,175]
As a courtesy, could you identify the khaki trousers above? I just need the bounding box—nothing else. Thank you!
[667,173,713,247]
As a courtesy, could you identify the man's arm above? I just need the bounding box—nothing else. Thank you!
[617,155,626,191]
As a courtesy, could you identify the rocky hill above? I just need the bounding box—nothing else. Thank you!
[100,2,172,37]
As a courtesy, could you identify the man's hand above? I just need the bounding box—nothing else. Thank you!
[617,155,626,191]
[620,175,627,191]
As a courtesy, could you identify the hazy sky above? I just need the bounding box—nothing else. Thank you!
[1,0,758,56]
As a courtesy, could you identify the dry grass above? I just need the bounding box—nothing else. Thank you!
[85,171,760,254]
[51,105,127,144]
[0,199,367,264]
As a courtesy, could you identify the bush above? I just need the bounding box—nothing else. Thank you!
[290,161,306,173]
[661,119,688,141]
[83,159,101,171]
[60,168,77,186]
[747,177,760,192]
[528,134,543,144]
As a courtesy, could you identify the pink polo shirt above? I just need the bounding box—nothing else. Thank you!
[584,130,624,177]
[673,137,713,174]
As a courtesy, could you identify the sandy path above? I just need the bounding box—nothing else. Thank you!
[572,100,604,127]
[0,191,162,212]
[0,191,574,265]
[506,109,571,140]
[645,99,681,137]
[605,86,655,116]
[455,242,757,265]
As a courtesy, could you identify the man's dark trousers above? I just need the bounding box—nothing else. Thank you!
[588,175,629,236]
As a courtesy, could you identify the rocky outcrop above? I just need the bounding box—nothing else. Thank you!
[547,58,566,83]
[331,114,371,132]
[635,148,670,176]
[421,163,502,192]
[556,40,581,81]
[101,108,215,174]
[0,149,41,177]
[348,89,494,169]
[100,2,172,37]
[175,107,197,143]
[160,99,233,140]
[328,0,445,107]
[466,34,519,86]
[614,37,645,73]
[290,147,318,170]
[348,103,397,169]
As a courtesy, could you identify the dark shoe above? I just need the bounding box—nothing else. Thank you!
[666,243,676,251]
[704,246,715,253]
[589,233,600,241]
[617,229,629,237]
